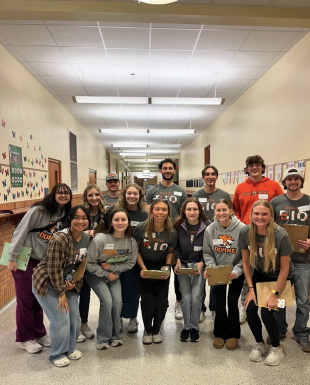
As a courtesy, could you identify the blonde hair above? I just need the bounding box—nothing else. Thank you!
[115,183,146,211]
[146,199,173,242]
[249,200,278,273]
[82,185,106,216]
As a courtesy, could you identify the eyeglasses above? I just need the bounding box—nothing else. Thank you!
[56,191,70,196]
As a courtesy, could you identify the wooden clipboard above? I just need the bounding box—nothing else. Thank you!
[175,268,198,275]
[143,269,170,280]
[93,221,105,234]
[256,281,294,307]
[206,265,232,286]
[72,258,87,283]
[282,224,309,254]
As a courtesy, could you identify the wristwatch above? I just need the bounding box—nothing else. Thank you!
[272,289,280,297]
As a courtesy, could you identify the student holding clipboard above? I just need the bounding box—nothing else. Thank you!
[32,206,91,367]
[85,209,138,350]
[203,199,245,350]
[238,200,294,366]
[135,199,178,345]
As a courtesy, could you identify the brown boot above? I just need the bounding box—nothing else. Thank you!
[213,338,225,349]
[226,338,238,350]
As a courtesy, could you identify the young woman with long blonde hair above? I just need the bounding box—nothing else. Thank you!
[238,200,294,366]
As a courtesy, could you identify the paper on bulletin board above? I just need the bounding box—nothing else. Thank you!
[297,160,305,178]
[227,172,231,183]
[275,164,282,181]
[286,161,295,169]
[231,172,235,183]
[268,165,274,180]
[239,170,243,183]
[235,171,238,183]
[9,145,23,188]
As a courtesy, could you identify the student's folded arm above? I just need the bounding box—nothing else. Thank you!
[86,238,109,278]
[232,249,244,277]
[241,249,253,287]
[274,255,290,294]
[165,247,174,266]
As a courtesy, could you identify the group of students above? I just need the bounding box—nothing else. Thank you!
[6,156,310,369]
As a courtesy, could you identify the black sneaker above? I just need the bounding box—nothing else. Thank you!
[180,329,190,342]
[190,328,200,342]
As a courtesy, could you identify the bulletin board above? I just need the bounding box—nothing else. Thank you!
[0,118,49,203]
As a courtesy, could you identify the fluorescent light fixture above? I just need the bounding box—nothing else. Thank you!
[74,96,148,104]
[149,129,195,135]
[151,97,223,105]
[120,153,147,157]
[121,149,179,154]
[143,170,150,173]
[111,144,147,148]
[100,129,148,134]
[140,0,177,4]
[124,158,163,162]
[148,144,182,148]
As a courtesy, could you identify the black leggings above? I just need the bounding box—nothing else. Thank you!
[246,270,280,347]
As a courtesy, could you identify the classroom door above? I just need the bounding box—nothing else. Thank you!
[48,158,61,193]
[89,169,97,185]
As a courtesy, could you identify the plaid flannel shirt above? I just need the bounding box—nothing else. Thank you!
[33,230,84,298]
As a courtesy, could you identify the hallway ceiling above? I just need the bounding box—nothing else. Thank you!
[0,0,309,170]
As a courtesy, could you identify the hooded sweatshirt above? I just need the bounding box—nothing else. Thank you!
[233,177,283,225]
[9,206,64,262]
[174,219,211,264]
[203,216,245,277]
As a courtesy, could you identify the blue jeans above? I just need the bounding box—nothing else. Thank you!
[274,262,310,339]
[32,283,80,362]
[178,268,205,331]
[85,273,122,343]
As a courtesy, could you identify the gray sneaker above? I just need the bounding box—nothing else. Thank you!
[142,331,152,345]
[96,342,109,350]
[128,318,139,333]
[81,323,94,339]
[297,338,310,352]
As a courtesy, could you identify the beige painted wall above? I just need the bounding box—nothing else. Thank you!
[179,32,310,195]
[0,45,106,201]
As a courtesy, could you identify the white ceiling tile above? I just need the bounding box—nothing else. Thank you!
[0,25,56,46]
[117,88,148,97]
[152,23,201,29]
[112,65,149,77]
[203,25,252,30]
[0,20,44,25]
[108,49,149,65]
[33,76,50,87]
[281,32,309,51]
[53,87,87,96]
[149,88,179,97]
[252,26,304,32]
[216,79,250,89]
[61,95,76,102]
[181,78,215,88]
[244,79,257,89]
[19,62,39,75]
[101,27,149,49]
[229,51,278,66]
[29,62,76,76]
[220,66,262,79]
[115,78,149,87]
[66,103,97,111]
[149,78,182,88]
[71,64,112,77]
[185,66,225,78]
[266,51,286,67]
[99,22,150,28]
[150,50,192,65]
[196,30,249,50]
[42,76,82,87]
[178,89,211,97]
[61,47,108,64]
[81,77,115,87]
[85,87,118,96]
[3,46,26,61]
[240,31,298,51]
[0,33,10,45]
[191,50,235,66]
[45,86,58,96]
[206,89,241,97]
[14,46,66,63]
[151,29,199,50]
[53,95,64,103]
[254,67,269,79]
[48,25,103,47]
[45,21,98,26]
[149,66,186,78]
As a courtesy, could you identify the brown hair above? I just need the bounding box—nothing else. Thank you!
[146,199,173,242]
[201,165,219,178]
[106,208,133,239]
[115,183,146,211]
[82,185,106,216]
[245,155,266,175]
[174,197,207,229]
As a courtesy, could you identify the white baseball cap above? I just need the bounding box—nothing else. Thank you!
[282,167,303,180]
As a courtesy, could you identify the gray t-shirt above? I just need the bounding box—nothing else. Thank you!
[271,194,310,264]
[105,205,148,232]
[103,193,120,209]
[135,222,178,263]
[238,225,294,278]
[193,188,231,222]
[146,183,187,221]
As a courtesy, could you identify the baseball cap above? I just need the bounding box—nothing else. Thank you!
[282,167,303,180]
[106,173,119,182]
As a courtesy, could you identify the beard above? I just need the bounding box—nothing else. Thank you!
[162,174,174,181]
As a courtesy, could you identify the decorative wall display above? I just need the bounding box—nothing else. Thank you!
[268,165,274,180]
[286,161,295,169]
[231,172,235,183]
[275,164,282,181]
[9,144,23,188]
[297,160,305,177]
[239,170,243,183]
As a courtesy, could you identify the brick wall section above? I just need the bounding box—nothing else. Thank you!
[0,194,82,309]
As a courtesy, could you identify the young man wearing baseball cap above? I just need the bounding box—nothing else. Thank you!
[271,167,310,352]
[233,155,284,323]
[104,173,121,208]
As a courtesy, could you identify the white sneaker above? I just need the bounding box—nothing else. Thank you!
[96,342,109,350]
[111,339,123,347]
[249,342,266,362]
[35,335,50,347]
[211,311,216,321]
[142,331,152,345]
[81,323,94,339]
[264,345,284,366]
[153,332,163,344]
[174,302,183,320]
[199,311,206,323]
[76,333,86,343]
[128,318,139,333]
[239,306,247,324]
[19,340,43,354]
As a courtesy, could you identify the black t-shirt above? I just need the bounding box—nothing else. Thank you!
[186,221,200,244]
